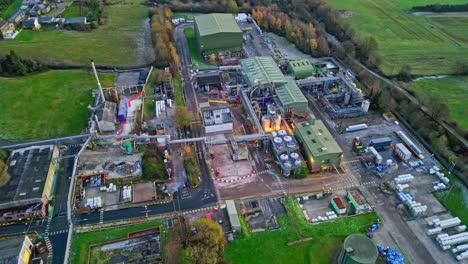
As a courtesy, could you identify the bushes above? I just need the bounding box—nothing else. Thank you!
[0,50,43,76]
[141,144,166,181]
[182,146,201,187]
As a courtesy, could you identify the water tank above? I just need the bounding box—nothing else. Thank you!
[283,136,293,142]
[273,137,283,144]
[338,234,378,264]
[262,116,271,131]
[278,130,287,136]
[290,152,300,160]
[287,142,296,149]
[280,154,289,161]
[361,100,370,113]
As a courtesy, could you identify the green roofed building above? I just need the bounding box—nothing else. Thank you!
[240,56,286,87]
[294,118,343,172]
[194,13,243,56]
[275,77,308,113]
[288,59,314,79]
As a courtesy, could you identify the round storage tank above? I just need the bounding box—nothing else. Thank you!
[278,130,287,136]
[273,137,283,144]
[283,136,293,142]
[280,154,289,161]
[339,234,378,264]
[271,131,278,137]
[290,152,300,160]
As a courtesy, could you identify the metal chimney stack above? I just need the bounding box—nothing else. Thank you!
[91,60,106,102]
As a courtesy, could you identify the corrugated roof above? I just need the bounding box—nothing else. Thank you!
[294,119,343,157]
[240,56,286,86]
[194,13,242,36]
[275,77,308,109]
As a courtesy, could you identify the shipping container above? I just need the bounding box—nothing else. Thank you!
[369,137,392,149]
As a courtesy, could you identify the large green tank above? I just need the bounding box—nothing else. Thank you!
[338,234,378,264]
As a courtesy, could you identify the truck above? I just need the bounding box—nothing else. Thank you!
[370,137,392,150]
[395,143,412,161]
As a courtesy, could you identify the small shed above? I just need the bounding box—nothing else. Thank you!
[226,200,241,232]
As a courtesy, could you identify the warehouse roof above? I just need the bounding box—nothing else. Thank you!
[343,234,378,263]
[240,56,286,86]
[288,59,314,72]
[0,145,54,209]
[194,13,242,36]
[295,119,343,157]
[275,77,308,110]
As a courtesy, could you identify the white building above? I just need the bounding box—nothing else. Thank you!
[200,102,233,135]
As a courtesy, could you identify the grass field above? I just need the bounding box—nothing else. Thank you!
[407,76,468,128]
[434,175,468,225]
[0,70,114,141]
[0,4,152,66]
[71,221,163,264]
[184,27,217,70]
[326,0,468,75]
[173,78,185,106]
[225,197,379,264]
[61,3,89,18]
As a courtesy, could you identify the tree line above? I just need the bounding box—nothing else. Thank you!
[411,4,468,12]
[150,6,179,76]
[0,51,43,76]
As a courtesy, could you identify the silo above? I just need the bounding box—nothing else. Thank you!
[262,116,271,131]
[338,234,378,264]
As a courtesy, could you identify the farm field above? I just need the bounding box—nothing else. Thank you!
[225,197,379,264]
[71,221,163,264]
[0,4,154,66]
[0,70,115,141]
[407,76,468,128]
[423,16,468,45]
[326,0,468,75]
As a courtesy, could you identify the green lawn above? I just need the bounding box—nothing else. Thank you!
[173,78,185,106]
[2,0,22,20]
[61,3,89,18]
[407,76,468,128]
[0,70,115,141]
[434,175,468,226]
[184,27,217,70]
[225,197,379,264]
[71,221,163,264]
[0,4,152,66]
[326,0,468,75]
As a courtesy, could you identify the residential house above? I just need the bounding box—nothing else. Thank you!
[0,20,15,38]
[22,18,41,29]
[8,10,26,24]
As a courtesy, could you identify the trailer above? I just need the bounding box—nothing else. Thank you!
[395,143,412,161]
[368,146,383,165]
[369,137,392,150]
[345,124,368,133]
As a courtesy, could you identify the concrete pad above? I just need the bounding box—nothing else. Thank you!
[132,182,156,203]
[208,137,254,178]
